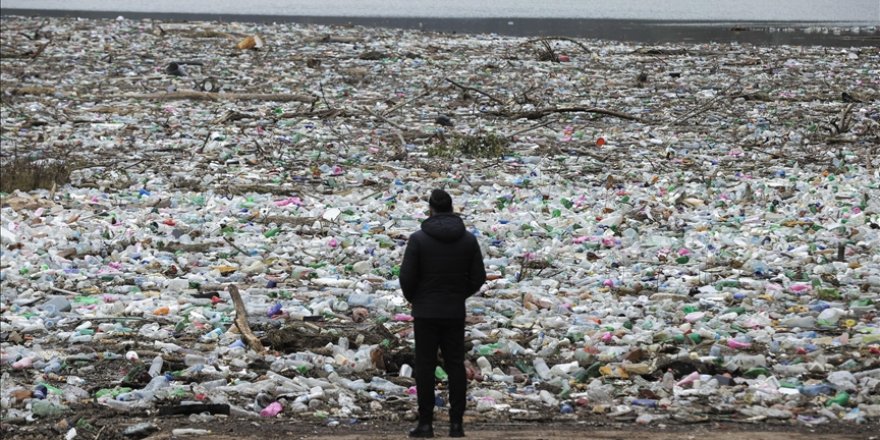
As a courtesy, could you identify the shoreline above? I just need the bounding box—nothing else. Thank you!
[2,8,879,47]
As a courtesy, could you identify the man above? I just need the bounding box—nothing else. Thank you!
[400,189,486,438]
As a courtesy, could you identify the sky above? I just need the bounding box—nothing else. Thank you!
[1,0,879,22]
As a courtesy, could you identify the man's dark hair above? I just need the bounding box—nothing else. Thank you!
[428,189,453,213]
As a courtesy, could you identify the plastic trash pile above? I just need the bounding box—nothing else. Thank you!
[1,14,879,434]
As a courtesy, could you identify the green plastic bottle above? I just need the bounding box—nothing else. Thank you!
[435,366,448,381]
[743,367,770,378]
[826,391,850,407]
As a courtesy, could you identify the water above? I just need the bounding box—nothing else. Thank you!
[3,0,878,22]
[2,0,878,46]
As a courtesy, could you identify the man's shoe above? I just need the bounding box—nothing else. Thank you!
[449,422,465,438]
[408,424,434,438]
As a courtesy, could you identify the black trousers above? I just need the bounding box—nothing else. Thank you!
[414,318,466,425]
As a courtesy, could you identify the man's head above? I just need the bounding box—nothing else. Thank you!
[428,189,453,215]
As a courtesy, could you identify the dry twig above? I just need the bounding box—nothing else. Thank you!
[228,284,265,353]
[522,36,592,54]
[30,38,52,60]
[487,106,644,122]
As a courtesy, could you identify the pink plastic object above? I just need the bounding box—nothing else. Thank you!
[676,371,700,387]
[789,284,811,294]
[260,401,283,417]
[727,339,752,350]
[394,313,414,322]
[274,197,302,207]
[12,356,34,369]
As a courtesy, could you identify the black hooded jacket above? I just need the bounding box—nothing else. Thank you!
[399,213,486,318]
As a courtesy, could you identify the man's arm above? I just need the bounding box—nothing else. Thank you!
[399,234,420,302]
[467,240,487,297]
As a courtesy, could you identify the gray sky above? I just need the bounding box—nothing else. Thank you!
[1,0,878,22]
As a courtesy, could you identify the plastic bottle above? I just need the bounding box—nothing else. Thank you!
[538,389,558,406]
[631,399,658,408]
[724,354,766,371]
[742,367,771,378]
[399,364,413,378]
[148,355,163,377]
[184,354,207,367]
[780,316,816,328]
[476,357,492,376]
[477,343,501,356]
[817,308,845,326]
[826,391,850,407]
[33,385,48,400]
[533,358,551,380]
[369,377,405,393]
[661,370,675,390]
[141,375,169,398]
[827,371,856,390]
[43,359,62,374]
[31,400,70,417]
[435,366,448,381]
[799,383,835,397]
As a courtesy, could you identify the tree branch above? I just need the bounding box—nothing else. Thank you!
[227,284,266,353]
[445,78,507,106]
[487,106,644,122]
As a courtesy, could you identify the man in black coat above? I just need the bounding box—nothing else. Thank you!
[400,189,486,438]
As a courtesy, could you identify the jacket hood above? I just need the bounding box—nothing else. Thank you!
[421,213,466,242]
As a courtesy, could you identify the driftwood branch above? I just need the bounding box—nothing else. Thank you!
[3,86,56,96]
[674,81,739,125]
[487,106,644,122]
[523,36,592,54]
[121,90,317,103]
[50,286,80,296]
[363,106,405,131]
[308,34,361,44]
[257,215,320,226]
[445,78,507,106]
[363,107,408,159]
[223,236,248,255]
[227,182,323,196]
[30,38,52,60]
[506,117,559,138]
[277,108,355,119]
[228,284,265,353]
[382,89,431,116]
[832,103,855,134]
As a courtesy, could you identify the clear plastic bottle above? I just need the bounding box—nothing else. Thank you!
[817,308,845,325]
[724,354,766,372]
[31,400,70,417]
[533,358,551,380]
[184,354,207,367]
[399,364,413,378]
[476,357,492,375]
[148,355,163,377]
